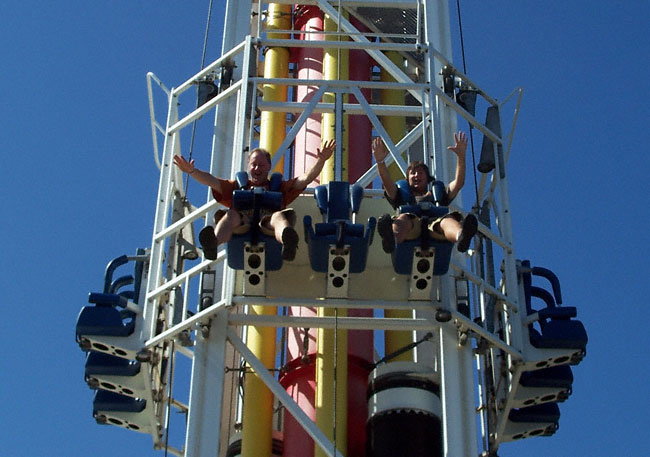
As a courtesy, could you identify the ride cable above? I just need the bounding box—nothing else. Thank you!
[455,0,480,210]
[183,0,215,198]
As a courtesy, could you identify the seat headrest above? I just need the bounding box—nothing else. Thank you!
[234,171,248,189]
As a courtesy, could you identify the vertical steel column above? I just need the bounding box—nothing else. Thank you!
[421,1,477,456]
[184,1,255,455]
[184,309,229,457]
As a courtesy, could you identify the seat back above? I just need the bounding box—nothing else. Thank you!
[520,260,587,358]
[75,251,147,356]
[314,181,363,222]
[304,181,375,274]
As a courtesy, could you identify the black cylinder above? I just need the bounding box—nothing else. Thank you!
[225,432,283,457]
[478,105,505,178]
[366,362,442,457]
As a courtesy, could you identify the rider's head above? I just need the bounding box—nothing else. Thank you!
[406,161,432,194]
[248,148,272,185]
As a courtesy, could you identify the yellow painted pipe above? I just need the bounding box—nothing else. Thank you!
[315,308,348,457]
[315,10,348,457]
[259,4,291,172]
[381,51,413,362]
[380,51,408,182]
[240,4,290,457]
[320,12,349,183]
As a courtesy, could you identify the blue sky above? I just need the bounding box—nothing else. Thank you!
[2,1,649,456]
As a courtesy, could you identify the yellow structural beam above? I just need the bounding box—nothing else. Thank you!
[316,10,348,457]
[315,308,348,457]
[240,4,291,457]
[259,3,291,172]
[381,51,413,362]
[320,11,349,183]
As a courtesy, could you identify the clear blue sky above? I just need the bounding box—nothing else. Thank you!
[2,1,649,456]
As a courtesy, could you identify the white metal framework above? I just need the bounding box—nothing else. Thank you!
[131,1,548,456]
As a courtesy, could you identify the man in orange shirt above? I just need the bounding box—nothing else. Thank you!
[174,141,335,261]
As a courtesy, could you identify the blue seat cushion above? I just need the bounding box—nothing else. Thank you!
[537,306,577,320]
[304,216,375,274]
[76,306,136,339]
[85,352,141,377]
[93,390,146,413]
[313,222,365,238]
[520,365,573,388]
[529,320,588,350]
[232,189,283,212]
[508,403,560,423]
[88,292,129,308]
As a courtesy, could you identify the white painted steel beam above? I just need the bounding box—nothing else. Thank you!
[226,328,345,457]
[184,309,229,457]
[228,314,438,331]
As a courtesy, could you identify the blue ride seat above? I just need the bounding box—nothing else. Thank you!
[93,390,146,415]
[514,365,574,408]
[303,181,376,273]
[226,171,284,271]
[85,352,148,398]
[85,352,141,378]
[93,389,153,433]
[391,180,453,276]
[93,390,150,433]
[520,365,573,391]
[76,294,136,344]
[522,260,588,359]
[75,250,147,354]
[505,402,561,440]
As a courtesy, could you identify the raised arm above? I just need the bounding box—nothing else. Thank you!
[292,139,336,190]
[445,131,468,202]
[372,137,398,201]
[173,155,223,194]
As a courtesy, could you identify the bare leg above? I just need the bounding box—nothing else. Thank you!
[268,211,299,261]
[214,209,242,245]
[199,211,240,261]
[438,217,462,243]
[436,214,478,252]
[269,212,292,244]
[393,214,415,244]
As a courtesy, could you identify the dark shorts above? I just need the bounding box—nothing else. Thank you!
[214,208,297,236]
[397,211,463,241]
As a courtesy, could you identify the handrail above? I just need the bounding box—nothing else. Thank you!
[258,37,422,52]
[153,199,219,242]
[146,250,226,302]
[147,72,171,170]
[167,79,243,136]
[173,40,246,96]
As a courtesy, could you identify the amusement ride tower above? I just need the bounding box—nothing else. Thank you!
[75,1,588,456]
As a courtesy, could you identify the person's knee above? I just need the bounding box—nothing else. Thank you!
[270,212,291,229]
[394,215,412,233]
[439,217,461,235]
[221,209,242,228]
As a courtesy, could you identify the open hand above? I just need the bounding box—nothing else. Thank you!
[173,155,196,174]
[317,139,336,161]
[447,131,468,156]
[372,137,389,163]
